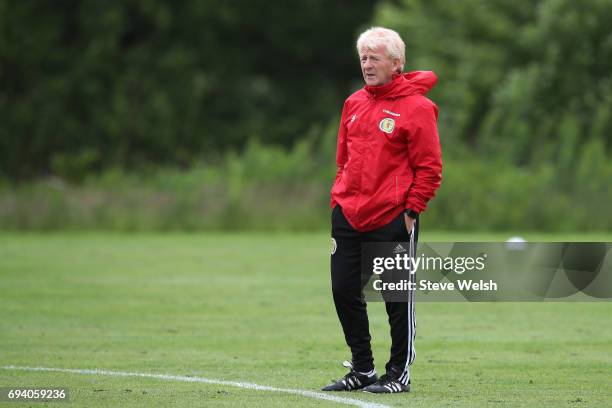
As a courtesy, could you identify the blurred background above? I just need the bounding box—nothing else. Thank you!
[1,0,611,232]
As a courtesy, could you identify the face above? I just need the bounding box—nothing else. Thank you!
[359,44,401,86]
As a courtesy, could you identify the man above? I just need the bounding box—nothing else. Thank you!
[322,27,442,394]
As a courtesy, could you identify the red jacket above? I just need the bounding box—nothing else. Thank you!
[330,71,442,232]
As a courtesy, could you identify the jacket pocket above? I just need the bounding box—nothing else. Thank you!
[394,176,412,206]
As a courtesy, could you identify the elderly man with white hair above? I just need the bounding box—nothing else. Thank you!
[323,27,443,394]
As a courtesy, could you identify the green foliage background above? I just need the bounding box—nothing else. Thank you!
[1,0,372,179]
[1,0,610,231]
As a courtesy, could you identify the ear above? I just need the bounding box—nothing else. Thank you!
[393,59,402,73]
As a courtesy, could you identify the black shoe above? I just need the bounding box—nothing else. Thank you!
[362,368,410,394]
[321,361,378,391]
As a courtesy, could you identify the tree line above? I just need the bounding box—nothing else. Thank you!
[1,0,610,183]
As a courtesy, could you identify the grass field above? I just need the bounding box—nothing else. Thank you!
[1,232,611,407]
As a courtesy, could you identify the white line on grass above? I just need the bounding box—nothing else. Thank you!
[1,365,390,408]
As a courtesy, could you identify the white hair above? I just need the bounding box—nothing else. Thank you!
[356,27,405,72]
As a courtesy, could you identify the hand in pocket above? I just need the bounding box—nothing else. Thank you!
[404,213,415,234]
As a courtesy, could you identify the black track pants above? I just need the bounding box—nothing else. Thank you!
[330,204,418,382]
